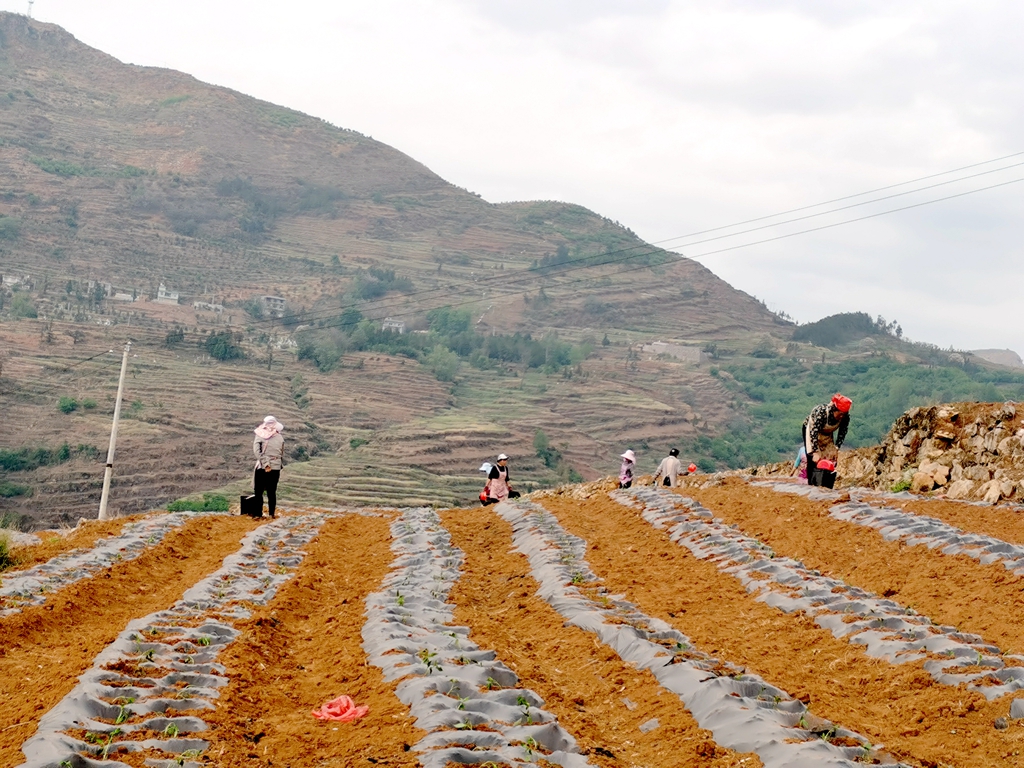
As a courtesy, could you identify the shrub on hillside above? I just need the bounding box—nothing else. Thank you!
[792,312,901,349]
[0,216,21,240]
[0,481,31,498]
[0,443,86,472]
[10,293,36,318]
[167,493,230,512]
[57,396,79,414]
[204,332,244,361]
[424,346,460,382]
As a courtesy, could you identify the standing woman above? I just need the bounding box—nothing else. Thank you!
[619,449,636,489]
[253,415,284,518]
[803,394,851,483]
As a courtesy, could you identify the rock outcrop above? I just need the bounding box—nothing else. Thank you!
[754,402,1024,503]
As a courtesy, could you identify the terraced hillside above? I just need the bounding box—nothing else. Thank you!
[0,11,797,523]
[5,478,1024,767]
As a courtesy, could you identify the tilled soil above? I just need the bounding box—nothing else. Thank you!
[5,514,137,571]
[442,507,762,768]
[0,514,261,768]
[890,496,1024,545]
[539,489,1024,768]
[684,480,1024,657]
[199,512,425,767]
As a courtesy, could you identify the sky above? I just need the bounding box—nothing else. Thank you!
[7,0,1024,356]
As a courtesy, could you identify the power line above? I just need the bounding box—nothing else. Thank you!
[684,175,1024,259]
[664,149,1024,241]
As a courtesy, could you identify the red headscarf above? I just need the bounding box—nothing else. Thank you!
[831,394,852,413]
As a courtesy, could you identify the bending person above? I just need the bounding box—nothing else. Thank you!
[485,453,519,504]
[803,394,851,482]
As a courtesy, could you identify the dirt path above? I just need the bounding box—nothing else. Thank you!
[442,507,761,768]
[200,512,424,767]
[5,514,138,571]
[684,480,1024,657]
[539,490,1024,768]
[0,514,260,768]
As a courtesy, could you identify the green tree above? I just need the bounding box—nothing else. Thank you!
[10,293,36,318]
[424,346,460,382]
[205,332,244,361]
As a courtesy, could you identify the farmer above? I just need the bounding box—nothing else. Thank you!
[253,415,285,518]
[802,394,851,478]
[792,445,808,482]
[484,453,519,504]
[618,449,636,489]
[653,448,682,487]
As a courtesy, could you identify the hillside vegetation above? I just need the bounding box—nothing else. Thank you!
[0,13,1020,526]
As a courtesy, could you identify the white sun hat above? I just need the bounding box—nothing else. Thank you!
[620,450,636,462]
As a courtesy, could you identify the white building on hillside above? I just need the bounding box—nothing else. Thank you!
[155,283,180,305]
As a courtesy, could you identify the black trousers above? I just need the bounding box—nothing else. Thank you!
[254,468,280,517]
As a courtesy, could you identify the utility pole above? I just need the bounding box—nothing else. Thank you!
[98,341,131,520]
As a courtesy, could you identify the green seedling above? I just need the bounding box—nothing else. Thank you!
[453,721,473,730]
[100,728,122,760]
[142,649,156,663]
[178,687,196,699]
[115,703,132,724]
[59,762,72,768]
[197,636,211,647]
[418,649,442,674]
[484,677,500,690]
[819,726,837,743]
[177,749,203,766]
[164,722,180,738]
[396,592,405,607]
[570,571,585,585]
[522,737,538,761]
[182,655,194,665]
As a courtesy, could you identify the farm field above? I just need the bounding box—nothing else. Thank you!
[4,479,1024,767]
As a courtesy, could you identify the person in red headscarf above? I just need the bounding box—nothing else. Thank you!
[802,394,851,479]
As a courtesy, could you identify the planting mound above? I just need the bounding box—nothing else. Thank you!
[5,482,1024,767]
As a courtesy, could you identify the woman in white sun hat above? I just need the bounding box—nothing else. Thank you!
[618,449,636,489]
[253,415,285,518]
[483,453,519,505]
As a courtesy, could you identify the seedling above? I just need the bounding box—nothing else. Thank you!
[164,722,180,738]
[142,649,156,663]
[99,728,122,759]
[197,636,211,647]
[115,703,132,724]
[453,721,473,730]
[570,571,585,585]
[418,649,442,674]
[819,726,837,743]
[177,749,203,766]
[522,737,538,761]
[484,677,500,690]
[59,762,72,768]
[396,591,405,607]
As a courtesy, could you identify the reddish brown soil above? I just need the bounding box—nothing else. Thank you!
[199,512,424,767]
[684,480,1024,657]
[539,490,1024,768]
[442,507,761,768]
[0,514,260,767]
[5,515,138,571]
[886,496,1024,545]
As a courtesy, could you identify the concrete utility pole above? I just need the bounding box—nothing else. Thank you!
[98,341,131,520]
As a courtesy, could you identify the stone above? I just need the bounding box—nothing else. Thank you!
[945,479,975,500]
[934,429,957,442]
[951,462,963,482]
[998,436,1020,456]
[1000,479,1016,498]
[964,422,979,438]
[999,402,1017,421]
[965,465,993,482]
[911,472,936,493]
[919,460,950,486]
[995,717,1009,730]
[984,428,1005,453]
[979,480,1003,504]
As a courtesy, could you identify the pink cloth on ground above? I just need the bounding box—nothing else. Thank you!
[311,695,369,722]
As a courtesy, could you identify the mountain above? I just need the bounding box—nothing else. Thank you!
[0,12,794,526]
[970,349,1024,369]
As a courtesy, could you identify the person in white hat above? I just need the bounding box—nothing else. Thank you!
[483,453,519,504]
[618,449,636,489]
[253,416,285,518]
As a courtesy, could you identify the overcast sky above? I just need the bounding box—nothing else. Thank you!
[8,0,1024,356]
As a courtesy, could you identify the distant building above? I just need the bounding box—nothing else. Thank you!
[111,292,135,302]
[642,341,706,364]
[382,317,406,334]
[192,301,224,314]
[262,295,286,318]
[155,283,179,305]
